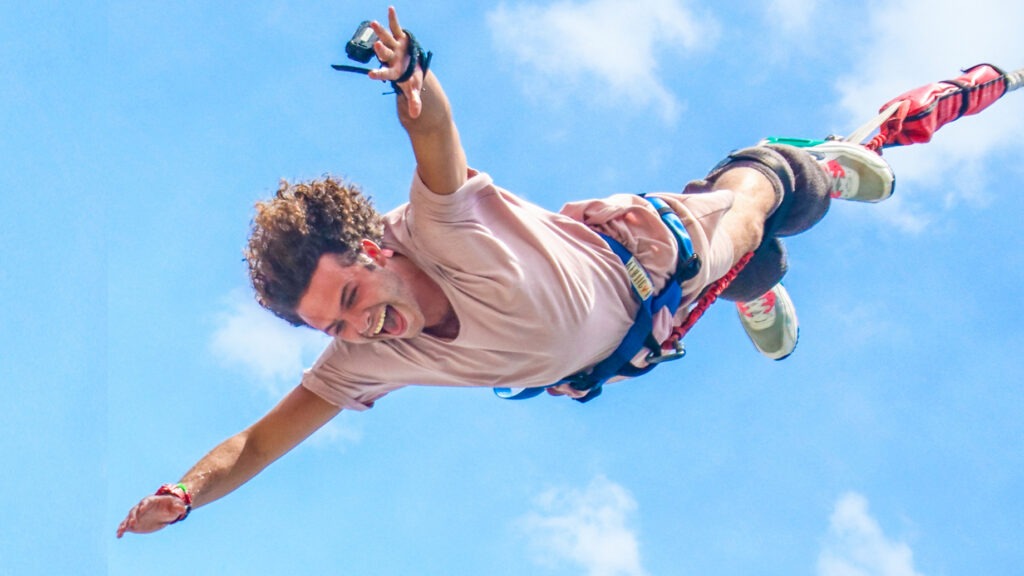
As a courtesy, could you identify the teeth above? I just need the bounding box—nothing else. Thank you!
[371,308,386,336]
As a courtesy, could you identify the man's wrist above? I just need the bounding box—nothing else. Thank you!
[156,482,193,523]
[390,29,433,95]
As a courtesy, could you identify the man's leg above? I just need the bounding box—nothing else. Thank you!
[709,144,833,280]
[705,141,894,300]
[673,148,810,361]
[705,166,780,258]
[694,142,894,359]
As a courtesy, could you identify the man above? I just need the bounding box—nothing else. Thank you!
[117,7,893,537]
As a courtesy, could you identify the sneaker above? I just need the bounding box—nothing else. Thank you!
[808,141,895,202]
[736,283,799,361]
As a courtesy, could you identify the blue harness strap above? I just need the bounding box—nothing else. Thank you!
[493,386,546,400]
[646,196,700,283]
[494,195,701,402]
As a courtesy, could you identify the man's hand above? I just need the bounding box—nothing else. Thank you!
[367,6,424,118]
[115,386,341,540]
[546,383,591,399]
[363,6,466,195]
[116,493,189,538]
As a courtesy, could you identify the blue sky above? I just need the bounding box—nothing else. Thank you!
[2,1,1023,575]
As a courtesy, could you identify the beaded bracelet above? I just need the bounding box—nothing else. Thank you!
[155,483,193,523]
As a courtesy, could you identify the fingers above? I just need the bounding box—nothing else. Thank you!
[364,4,421,117]
[116,510,133,538]
[546,384,588,399]
[369,7,405,51]
[407,84,423,119]
[116,500,142,537]
[367,16,407,83]
[369,21,396,51]
[115,495,186,538]
[386,5,404,40]
[368,55,408,82]
[374,42,396,64]
[116,500,144,538]
[367,6,409,71]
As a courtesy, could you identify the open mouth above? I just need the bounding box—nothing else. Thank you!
[367,305,403,338]
[370,307,387,336]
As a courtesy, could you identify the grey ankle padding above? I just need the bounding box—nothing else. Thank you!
[720,237,788,302]
[704,144,832,300]
[762,144,831,237]
[704,146,792,220]
[707,144,831,238]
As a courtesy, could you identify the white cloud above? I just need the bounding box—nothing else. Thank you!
[487,0,718,123]
[209,290,331,396]
[307,417,364,451]
[833,0,1024,231]
[519,475,647,576]
[209,291,362,449]
[818,493,923,576]
[763,0,821,36]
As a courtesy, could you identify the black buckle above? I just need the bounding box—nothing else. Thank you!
[645,340,685,365]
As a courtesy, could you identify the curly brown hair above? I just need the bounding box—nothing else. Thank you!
[246,176,384,326]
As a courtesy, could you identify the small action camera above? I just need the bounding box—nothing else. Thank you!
[345,21,378,63]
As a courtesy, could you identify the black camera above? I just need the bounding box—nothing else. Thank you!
[345,21,378,64]
[332,19,431,94]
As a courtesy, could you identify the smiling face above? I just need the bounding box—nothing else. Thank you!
[295,249,427,343]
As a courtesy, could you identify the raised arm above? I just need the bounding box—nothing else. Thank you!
[367,7,466,195]
[117,384,341,537]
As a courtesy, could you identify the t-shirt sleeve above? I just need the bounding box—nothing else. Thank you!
[300,340,405,411]
[407,167,492,222]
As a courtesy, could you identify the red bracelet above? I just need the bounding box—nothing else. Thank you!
[156,483,193,523]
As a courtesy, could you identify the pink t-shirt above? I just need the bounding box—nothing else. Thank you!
[301,169,735,410]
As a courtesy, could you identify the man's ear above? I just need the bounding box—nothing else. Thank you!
[360,239,393,265]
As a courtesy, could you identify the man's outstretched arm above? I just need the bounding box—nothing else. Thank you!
[116,385,341,537]
[367,6,467,195]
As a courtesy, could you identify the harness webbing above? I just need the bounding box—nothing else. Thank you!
[494,195,701,402]
[660,250,754,354]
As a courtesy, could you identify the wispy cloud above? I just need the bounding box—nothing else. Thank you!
[818,492,923,576]
[487,0,718,123]
[763,0,821,36]
[519,475,647,576]
[307,416,364,452]
[832,0,1024,232]
[209,290,362,449]
[209,290,331,395]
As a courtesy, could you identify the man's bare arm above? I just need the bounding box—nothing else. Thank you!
[117,385,341,537]
[367,7,467,195]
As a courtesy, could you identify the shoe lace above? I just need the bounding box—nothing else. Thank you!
[823,159,851,199]
[738,290,776,323]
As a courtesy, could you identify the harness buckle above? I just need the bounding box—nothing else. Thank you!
[645,340,685,365]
